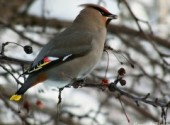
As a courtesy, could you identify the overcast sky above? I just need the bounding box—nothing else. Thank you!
[28,0,119,20]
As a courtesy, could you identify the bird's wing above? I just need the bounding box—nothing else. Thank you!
[23,31,93,75]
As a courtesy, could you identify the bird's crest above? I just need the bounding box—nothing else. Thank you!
[80,3,114,17]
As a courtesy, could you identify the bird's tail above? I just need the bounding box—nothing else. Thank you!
[10,75,36,101]
[10,94,22,101]
[10,83,31,101]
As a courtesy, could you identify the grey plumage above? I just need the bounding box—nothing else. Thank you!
[10,4,117,101]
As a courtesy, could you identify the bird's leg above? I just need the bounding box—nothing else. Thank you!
[58,88,64,104]
[57,88,64,122]
[72,78,85,88]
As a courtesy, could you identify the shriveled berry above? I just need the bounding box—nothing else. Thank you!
[108,83,115,91]
[120,79,126,86]
[24,45,33,54]
[118,67,126,76]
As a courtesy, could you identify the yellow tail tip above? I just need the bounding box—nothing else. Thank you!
[10,94,22,101]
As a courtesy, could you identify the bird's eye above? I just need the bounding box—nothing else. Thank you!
[100,11,105,16]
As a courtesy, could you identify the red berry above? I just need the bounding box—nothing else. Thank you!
[102,79,109,86]
[36,99,44,109]
[23,100,30,112]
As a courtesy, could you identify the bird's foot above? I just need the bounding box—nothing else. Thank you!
[72,78,85,88]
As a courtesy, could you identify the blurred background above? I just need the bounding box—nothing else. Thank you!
[0,0,170,125]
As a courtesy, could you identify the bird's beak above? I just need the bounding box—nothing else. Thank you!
[105,14,117,26]
[107,14,118,20]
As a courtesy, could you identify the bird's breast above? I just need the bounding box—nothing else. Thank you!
[45,28,106,88]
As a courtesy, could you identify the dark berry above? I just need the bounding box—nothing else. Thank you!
[24,45,33,54]
[118,67,126,76]
[120,79,126,86]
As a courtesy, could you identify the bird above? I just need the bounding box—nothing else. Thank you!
[10,3,117,101]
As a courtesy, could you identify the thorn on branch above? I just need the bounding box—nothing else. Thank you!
[155,98,158,104]
[135,100,140,107]
[142,93,150,100]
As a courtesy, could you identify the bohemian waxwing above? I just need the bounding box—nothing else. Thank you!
[10,3,117,101]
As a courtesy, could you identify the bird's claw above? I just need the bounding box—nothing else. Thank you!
[72,78,85,88]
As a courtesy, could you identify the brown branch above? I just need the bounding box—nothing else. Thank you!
[0,0,169,49]
[72,70,170,109]
[0,0,29,20]
[82,81,169,108]
[120,95,159,121]
[120,0,170,68]
[0,93,31,125]
[8,14,170,49]
[0,64,23,85]
[107,24,170,49]
[0,55,32,65]
[0,19,44,46]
